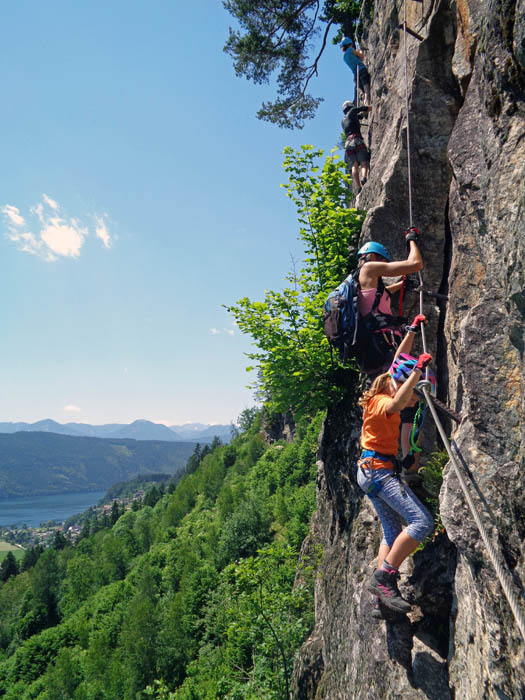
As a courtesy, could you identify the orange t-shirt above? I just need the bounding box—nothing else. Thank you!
[361,393,400,455]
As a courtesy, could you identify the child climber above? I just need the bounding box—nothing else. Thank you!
[357,348,435,615]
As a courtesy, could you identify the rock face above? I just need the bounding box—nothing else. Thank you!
[294,0,525,697]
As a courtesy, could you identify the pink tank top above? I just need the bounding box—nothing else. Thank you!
[358,287,392,316]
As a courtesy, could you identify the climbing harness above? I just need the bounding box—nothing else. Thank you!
[358,453,401,497]
[401,0,525,643]
[361,449,398,465]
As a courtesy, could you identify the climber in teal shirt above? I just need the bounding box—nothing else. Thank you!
[341,37,371,106]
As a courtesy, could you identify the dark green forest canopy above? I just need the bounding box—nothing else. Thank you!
[223,0,362,128]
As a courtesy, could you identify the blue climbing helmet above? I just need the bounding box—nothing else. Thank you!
[357,241,391,261]
[340,37,353,49]
[390,353,437,395]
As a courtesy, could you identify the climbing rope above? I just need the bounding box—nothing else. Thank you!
[401,0,525,642]
[403,1,414,231]
[402,1,428,365]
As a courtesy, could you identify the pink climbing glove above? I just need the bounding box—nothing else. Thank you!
[415,353,432,371]
[406,314,428,334]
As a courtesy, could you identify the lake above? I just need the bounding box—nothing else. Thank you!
[0,491,107,527]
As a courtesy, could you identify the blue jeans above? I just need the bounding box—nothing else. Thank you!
[357,464,434,545]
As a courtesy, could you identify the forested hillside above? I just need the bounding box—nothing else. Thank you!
[0,410,323,698]
[0,433,197,497]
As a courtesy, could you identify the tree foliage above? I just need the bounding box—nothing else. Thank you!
[0,412,324,699]
[226,145,363,418]
[223,0,362,128]
[0,552,19,582]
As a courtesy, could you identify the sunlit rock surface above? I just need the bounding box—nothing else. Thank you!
[294,0,524,697]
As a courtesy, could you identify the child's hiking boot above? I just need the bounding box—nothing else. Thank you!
[368,569,411,613]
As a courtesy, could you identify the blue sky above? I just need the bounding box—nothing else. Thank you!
[0,1,353,426]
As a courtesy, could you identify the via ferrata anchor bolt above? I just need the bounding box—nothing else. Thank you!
[418,380,433,396]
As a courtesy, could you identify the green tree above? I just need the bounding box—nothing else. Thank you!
[143,485,161,508]
[227,145,363,417]
[237,406,260,432]
[0,551,19,582]
[209,436,222,452]
[21,545,43,572]
[133,506,155,554]
[31,549,60,628]
[223,0,362,128]
[111,499,122,525]
[60,554,98,615]
[120,564,159,699]
[216,498,271,568]
[185,444,201,475]
[52,530,68,551]
[44,647,82,700]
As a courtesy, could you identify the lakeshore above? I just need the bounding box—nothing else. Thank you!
[0,490,106,528]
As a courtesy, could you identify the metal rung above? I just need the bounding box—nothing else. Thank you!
[414,393,463,423]
[399,23,424,41]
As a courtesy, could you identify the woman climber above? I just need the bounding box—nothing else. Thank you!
[355,227,423,376]
[357,350,436,616]
[341,37,371,106]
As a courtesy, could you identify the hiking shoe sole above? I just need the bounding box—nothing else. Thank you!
[371,605,384,620]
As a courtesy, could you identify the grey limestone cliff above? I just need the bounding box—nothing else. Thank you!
[294,0,525,697]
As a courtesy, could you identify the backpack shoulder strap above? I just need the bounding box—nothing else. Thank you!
[371,277,385,312]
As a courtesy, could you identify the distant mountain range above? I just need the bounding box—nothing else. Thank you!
[0,432,198,498]
[0,419,232,443]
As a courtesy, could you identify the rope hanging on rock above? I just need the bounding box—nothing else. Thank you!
[401,0,525,643]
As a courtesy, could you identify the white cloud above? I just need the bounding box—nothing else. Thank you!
[64,404,82,413]
[41,217,87,258]
[3,195,114,261]
[210,328,221,335]
[6,231,56,261]
[95,215,111,248]
[32,203,44,222]
[2,205,25,227]
[42,193,59,210]
[224,329,235,336]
